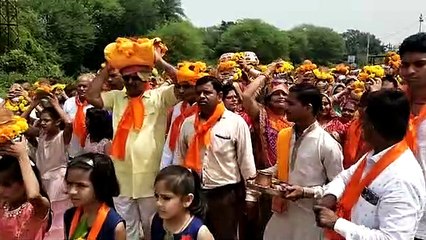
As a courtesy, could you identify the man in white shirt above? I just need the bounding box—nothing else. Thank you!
[160,62,204,169]
[263,83,343,240]
[177,76,257,240]
[399,33,426,240]
[63,73,94,157]
[315,90,426,239]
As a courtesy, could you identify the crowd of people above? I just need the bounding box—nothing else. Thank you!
[1,32,426,240]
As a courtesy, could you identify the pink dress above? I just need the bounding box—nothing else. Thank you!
[36,130,72,240]
[84,136,110,154]
[0,202,48,240]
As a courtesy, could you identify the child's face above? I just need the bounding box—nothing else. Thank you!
[40,112,59,132]
[0,172,26,203]
[154,180,193,220]
[65,168,96,207]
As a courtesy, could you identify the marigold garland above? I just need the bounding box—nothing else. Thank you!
[0,115,29,144]
[357,65,385,81]
[4,97,29,113]
[275,61,295,74]
[296,60,317,74]
[384,51,401,70]
[313,68,334,83]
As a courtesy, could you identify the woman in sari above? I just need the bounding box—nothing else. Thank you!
[318,94,345,142]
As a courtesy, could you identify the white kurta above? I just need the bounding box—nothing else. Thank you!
[416,120,426,239]
[160,101,185,169]
[264,122,344,240]
[63,96,92,157]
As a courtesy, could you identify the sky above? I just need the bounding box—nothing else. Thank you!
[181,0,426,45]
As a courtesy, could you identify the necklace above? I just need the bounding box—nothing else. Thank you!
[3,202,28,218]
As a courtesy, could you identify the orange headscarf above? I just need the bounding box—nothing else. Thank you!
[111,97,144,160]
[169,103,198,152]
[327,140,408,240]
[183,102,225,172]
[73,97,88,147]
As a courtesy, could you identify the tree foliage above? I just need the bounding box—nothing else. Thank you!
[0,0,387,95]
[289,25,345,65]
[216,19,290,63]
[151,21,206,64]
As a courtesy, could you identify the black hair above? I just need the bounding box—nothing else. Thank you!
[222,84,237,101]
[14,79,29,85]
[382,75,399,89]
[66,153,120,209]
[0,155,52,230]
[40,107,64,130]
[154,165,206,220]
[64,84,77,97]
[86,108,113,142]
[365,90,410,141]
[195,76,222,94]
[399,33,426,56]
[289,83,322,116]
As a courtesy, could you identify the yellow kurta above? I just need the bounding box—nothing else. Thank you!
[101,85,177,198]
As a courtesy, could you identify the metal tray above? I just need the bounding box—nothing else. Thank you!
[247,179,289,197]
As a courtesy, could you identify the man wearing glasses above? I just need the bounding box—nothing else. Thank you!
[87,45,178,240]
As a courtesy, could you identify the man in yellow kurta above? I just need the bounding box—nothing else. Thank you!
[86,38,178,240]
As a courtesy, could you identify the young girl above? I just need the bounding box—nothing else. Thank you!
[64,153,126,240]
[83,108,113,154]
[0,138,52,239]
[23,94,73,239]
[152,165,214,240]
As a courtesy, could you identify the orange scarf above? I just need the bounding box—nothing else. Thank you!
[273,127,293,213]
[405,105,426,154]
[74,97,88,147]
[183,102,225,172]
[276,127,293,182]
[111,97,144,160]
[69,203,110,240]
[343,119,369,169]
[169,103,198,152]
[327,140,408,240]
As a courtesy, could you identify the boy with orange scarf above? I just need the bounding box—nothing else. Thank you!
[176,76,257,240]
[160,61,208,169]
[86,37,178,240]
[399,33,426,240]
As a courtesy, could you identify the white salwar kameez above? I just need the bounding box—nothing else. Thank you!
[263,122,343,240]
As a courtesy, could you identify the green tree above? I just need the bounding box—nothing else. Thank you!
[154,0,185,24]
[290,25,345,65]
[21,0,97,74]
[81,0,125,70]
[342,29,384,65]
[150,21,206,64]
[287,29,309,64]
[216,19,290,63]
[202,21,235,62]
[118,0,159,36]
